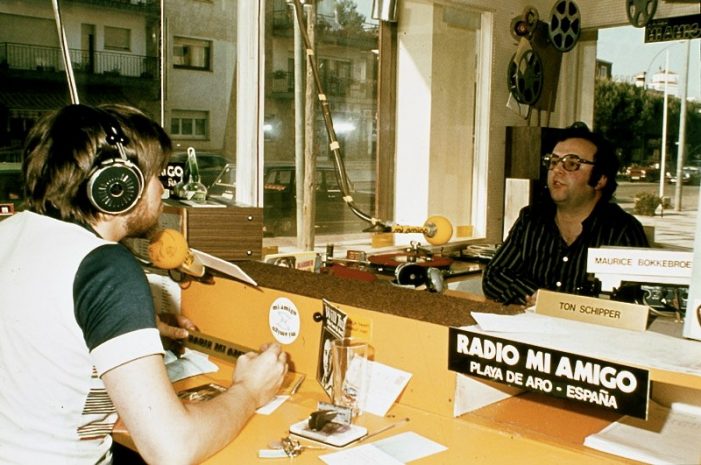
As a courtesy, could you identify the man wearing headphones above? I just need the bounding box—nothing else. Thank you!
[0,104,287,464]
[482,122,650,306]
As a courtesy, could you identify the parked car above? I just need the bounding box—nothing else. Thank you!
[263,163,373,236]
[624,164,660,182]
[668,166,701,185]
[167,151,230,189]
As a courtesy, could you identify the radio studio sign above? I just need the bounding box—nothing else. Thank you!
[448,327,650,418]
[645,14,701,44]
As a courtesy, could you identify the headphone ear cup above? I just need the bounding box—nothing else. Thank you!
[87,158,144,214]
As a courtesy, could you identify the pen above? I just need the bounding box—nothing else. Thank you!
[358,417,410,443]
[289,374,306,395]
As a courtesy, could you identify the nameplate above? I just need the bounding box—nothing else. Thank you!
[535,290,649,331]
[587,247,693,278]
[448,327,650,419]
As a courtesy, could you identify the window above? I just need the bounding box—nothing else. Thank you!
[104,26,130,51]
[394,2,490,244]
[594,25,701,249]
[170,111,209,139]
[173,37,212,70]
[264,0,380,240]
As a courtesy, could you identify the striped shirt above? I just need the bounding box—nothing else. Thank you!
[482,200,649,304]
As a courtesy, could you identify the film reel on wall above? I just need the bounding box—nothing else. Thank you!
[510,6,539,42]
[548,0,581,53]
[507,48,544,106]
[626,0,658,28]
[506,0,580,119]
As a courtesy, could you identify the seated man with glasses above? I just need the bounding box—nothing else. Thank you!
[482,122,649,305]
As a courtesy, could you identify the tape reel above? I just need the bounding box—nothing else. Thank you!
[548,0,581,52]
[507,49,544,106]
[86,112,144,214]
[626,0,657,28]
[510,6,539,41]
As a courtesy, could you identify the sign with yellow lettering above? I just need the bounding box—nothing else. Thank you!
[535,290,649,332]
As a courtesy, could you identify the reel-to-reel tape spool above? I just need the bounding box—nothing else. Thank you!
[626,0,658,28]
[506,0,581,113]
[548,0,581,53]
[507,49,545,106]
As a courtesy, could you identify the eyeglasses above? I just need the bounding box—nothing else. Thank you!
[542,153,595,172]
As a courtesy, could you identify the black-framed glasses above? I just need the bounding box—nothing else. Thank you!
[542,153,595,172]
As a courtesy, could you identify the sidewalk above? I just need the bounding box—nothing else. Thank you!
[624,204,698,251]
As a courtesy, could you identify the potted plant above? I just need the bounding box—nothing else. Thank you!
[633,192,660,216]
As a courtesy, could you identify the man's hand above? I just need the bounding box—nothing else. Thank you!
[156,313,198,340]
[233,344,288,408]
[525,292,537,307]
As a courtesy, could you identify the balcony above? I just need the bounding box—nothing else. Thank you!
[271,7,378,48]
[268,70,376,100]
[63,0,159,14]
[0,42,158,82]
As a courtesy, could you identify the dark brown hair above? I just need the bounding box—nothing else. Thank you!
[554,121,619,202]
[23,104,171,223]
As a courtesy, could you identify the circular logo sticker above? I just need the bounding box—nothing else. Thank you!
[268,297,301,344]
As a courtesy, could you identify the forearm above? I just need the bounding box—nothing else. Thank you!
[106,357,258,465]
[482,243,537,303]
[174,383,258,464]
[482,266,536,304]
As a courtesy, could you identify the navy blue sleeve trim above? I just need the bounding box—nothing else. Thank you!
[74,244,157,350]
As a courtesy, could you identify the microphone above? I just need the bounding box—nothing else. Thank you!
[148,229,206,278]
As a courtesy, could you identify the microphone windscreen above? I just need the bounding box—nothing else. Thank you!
[148,229,189,269]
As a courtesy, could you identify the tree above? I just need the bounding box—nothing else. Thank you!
[594,80,655,167]
[335,0,367,35]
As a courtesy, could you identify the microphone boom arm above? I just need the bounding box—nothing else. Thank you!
[289,0,391,232]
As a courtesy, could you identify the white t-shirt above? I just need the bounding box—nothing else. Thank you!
[0,212,163,464]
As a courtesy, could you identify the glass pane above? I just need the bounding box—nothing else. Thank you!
[596,25,701,250]
[395,1,484,238]
[163,3,236,185]
[0,2,238,204]
[181,119,193,135]
[195,119,207,136]
[0,0,162,205]
[264,0,378,241]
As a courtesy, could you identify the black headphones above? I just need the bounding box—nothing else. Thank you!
[86,108,145,214]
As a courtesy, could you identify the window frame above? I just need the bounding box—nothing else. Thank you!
[172,36,213,71]
[103,25,131,52]
[170,110,210,140]
[236,1,493,249]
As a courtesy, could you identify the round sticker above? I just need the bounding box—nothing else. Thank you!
[268,297,301,344]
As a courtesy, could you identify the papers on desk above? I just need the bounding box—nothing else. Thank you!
[468,312,701,376]
[584,402,701,464]
[256,395,290,415]
[320,432,447,465]
[361,361,412,417]
[164,348,219,382]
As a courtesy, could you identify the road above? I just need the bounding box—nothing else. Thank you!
[616,181,699,212]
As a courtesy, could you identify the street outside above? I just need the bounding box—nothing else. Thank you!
[616,181,699,250]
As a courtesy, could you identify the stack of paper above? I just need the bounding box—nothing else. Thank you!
[584,401,701,464]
